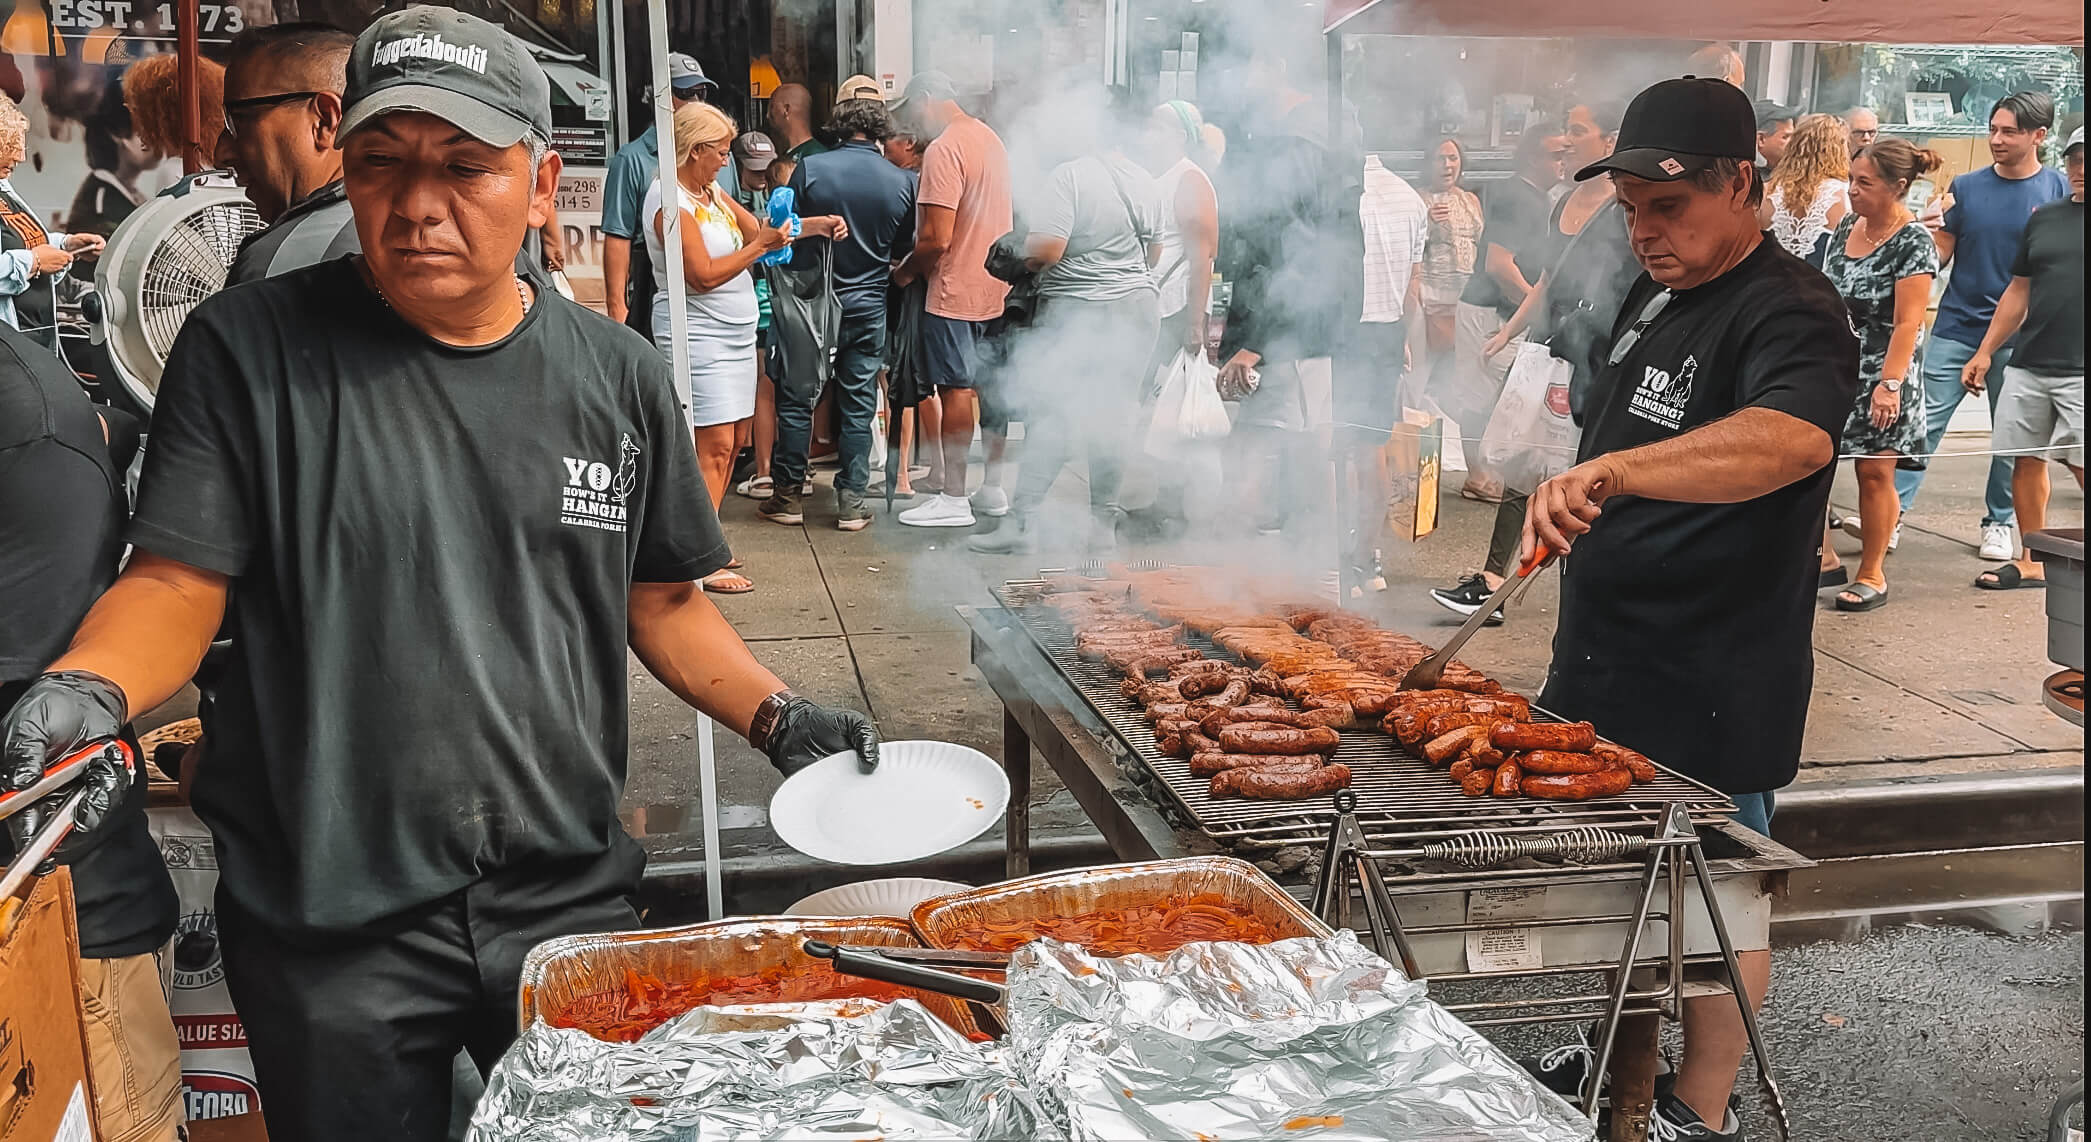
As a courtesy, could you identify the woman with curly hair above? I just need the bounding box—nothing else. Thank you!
[0,93,105,341]
[121,51,225,167]
[1764,113,1849,266]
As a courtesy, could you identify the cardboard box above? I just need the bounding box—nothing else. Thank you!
[0,868,98,1142]
[184,1112,268,1142]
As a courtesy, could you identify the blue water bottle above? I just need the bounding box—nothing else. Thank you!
[759,187,800,266]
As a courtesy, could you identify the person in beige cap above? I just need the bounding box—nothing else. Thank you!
[838,73,884,103]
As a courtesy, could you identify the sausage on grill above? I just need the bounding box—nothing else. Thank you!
[1490,721,1599,752]
[1594,743,1661,783]
[1521,768,1634,800]
[1188,752,1326,778]
[1215,723,1342,755]
[1459,767,1494,796]
[1212,764,1353,799]
[1492,758,1523,797]
[1518,749,1609,776]
[1422,725,1488,765]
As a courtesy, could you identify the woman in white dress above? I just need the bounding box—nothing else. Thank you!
[1764,114,1851,267]
[645,102,834,592]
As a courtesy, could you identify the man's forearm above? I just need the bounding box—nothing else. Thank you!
[1605,407,1835,504]
[1976,279,2031,358]
[49,559,227,718]
[603,237,632,320]
[898,238,947,283]
[629,582,787,740]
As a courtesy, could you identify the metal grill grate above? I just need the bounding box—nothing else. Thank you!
[993,585,1734,850]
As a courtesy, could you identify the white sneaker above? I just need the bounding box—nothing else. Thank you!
[970,486,1011,518]
[897,494,977,528]
[1888,522,1901,553]
[1979,522,2016,561]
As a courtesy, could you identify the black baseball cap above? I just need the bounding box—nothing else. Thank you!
[1576,77,1755,183]
[340,5,552,149]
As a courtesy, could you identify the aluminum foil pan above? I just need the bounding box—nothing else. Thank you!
[516,916,981,1040]
[911,856,1331,952]
[468,997,1059,1141]
[1005,932,1593,1141]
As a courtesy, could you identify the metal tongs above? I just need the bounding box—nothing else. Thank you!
[802,940,1011,1036]
[1400,543,1556,690]
[0,738,131,900]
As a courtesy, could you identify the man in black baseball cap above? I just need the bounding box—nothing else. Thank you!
[1520,75,1859,1139]
[0,6,879,1139]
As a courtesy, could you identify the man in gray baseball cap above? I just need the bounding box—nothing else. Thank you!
[2,6,878,1138]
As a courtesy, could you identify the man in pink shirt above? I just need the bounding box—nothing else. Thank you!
[891,71,1013,528]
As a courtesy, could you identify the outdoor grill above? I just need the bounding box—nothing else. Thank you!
[991,579,1733,873]
[962,575,1813,1140]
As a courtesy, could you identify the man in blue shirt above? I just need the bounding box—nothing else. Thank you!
[1894,91,2069,561]
[760,97,917,531]
[600,52,715,337]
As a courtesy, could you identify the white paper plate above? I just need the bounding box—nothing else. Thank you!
[769,740,1008,866]
[785,877,974,918]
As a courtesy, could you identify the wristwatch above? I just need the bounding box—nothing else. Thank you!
[1877,379,1903,391]
[748,688,798,753]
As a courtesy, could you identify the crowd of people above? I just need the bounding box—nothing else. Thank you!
[0,10,2081,1141]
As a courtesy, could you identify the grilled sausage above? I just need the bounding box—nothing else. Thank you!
[1184,730,1219,756]
[1156,730,1185,757]
[1490,721,1598,752]
[1518,749,1609,776]
[1189,753,1326,777]
[1198,706,1302,737]
[1492,758,1523,797]
[1213,764,1353,799]
[1177,671,1235,699]
[1143,702,1189,722]
[1167,660,1232,678]
[1521,767,1634,800]
[1448,757,1480,783]
[1423,711,1507,738]
[1466,745,1509,768]
[1460,768,1494,796]
[1381,690,1475,717]
[1422,725,1488,765]
[1216,723,1342,755]
[1594,743,1661,783]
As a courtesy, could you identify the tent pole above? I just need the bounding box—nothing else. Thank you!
[177,0,204,172]
[644,0,722,922]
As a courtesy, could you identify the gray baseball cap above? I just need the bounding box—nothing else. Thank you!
[890,70,958,113]
[2066,126,2085,156]
[339,5,552,150]
[669,53,714,95]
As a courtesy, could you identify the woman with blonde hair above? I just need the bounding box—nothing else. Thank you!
[1765,113,1849,265]
[0,94,105,342]
[645,100,837,592]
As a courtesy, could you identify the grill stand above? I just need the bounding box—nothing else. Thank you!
[1311,796,1791,1140]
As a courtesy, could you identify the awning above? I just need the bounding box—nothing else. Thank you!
[1324,0,2083,46]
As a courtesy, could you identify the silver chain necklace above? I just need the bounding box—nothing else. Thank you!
[364,260,533,318]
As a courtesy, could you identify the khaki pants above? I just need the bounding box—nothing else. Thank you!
[80,945,186,1142]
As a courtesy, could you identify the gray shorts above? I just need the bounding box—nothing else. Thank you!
[1237,357,1332,432]
[1993,367,2084,469]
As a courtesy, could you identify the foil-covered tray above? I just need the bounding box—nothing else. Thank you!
[911,856,1331,952]
[516,916,982,1040]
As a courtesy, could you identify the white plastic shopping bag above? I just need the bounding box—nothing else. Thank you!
[1175,352,1232,441]
[1477,342,1580,495]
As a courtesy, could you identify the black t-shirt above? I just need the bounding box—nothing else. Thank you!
[1459,176,1552,318]
[2008,198,2084,377]
[0,323,178,957]
[1539,238,1859,795]
[128,258,731,936]
[790,140,918,315]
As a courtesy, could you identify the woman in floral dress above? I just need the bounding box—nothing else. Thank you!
[1820,138,1942,611]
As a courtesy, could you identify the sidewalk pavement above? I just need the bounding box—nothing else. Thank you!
[617,447,2082,913]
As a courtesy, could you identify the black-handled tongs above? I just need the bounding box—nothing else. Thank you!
[801,940,1008,1006]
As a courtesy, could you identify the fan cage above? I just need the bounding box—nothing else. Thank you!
[140,201,261,360]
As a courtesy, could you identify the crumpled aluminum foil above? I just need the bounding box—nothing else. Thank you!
[1005,932,1594,1141]
[466,998,1058,1141]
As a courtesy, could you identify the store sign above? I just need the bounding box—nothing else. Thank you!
[555,166,607,311]
[48,0,250,41]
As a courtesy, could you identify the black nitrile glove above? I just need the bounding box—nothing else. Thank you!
[763,698,881,778]
[3,670,133,859]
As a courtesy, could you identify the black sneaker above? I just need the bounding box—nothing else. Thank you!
[1429,573,1506,626]
[758,489,804,526]
[1649,1093,1744,1140]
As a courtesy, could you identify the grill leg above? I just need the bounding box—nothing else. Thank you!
[1003,707,1031,878]
[1583,837,1667,1118]
[1686,829,1791,1141]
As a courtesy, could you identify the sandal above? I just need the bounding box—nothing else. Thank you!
[1975,563,2046,590]
[725,556,744,571]
[1834,582,1889,611]
[735,475,774,499]
[701,568,754,595]
[1818,565,1849,590]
